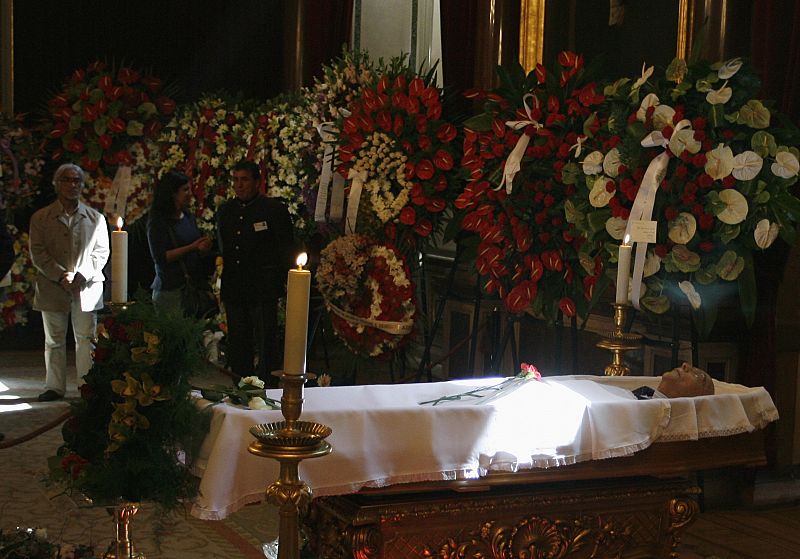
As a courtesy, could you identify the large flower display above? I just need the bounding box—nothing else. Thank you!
[49,303,208,510]
[572,57,800,326]
[264,49,383,242]
[44,62,176,222]
[0,114,44,212]
[453,52,608,321]
[316,234,415,358]
[159,95,272,234]
[0,225,36,331]
[336,69,460,252]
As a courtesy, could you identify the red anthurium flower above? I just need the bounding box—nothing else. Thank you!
[436,123,457,143]
[559,297,577,317]
[66,138,85,153]
[393,114,405,136]
[82,105,99,122]
[433,149,454,171]
[50,123,68,139]
[49,93,70,107]
[399,206,417,225]
[506,282,533,314]
[117,67,140,84]
[413,218,432,237]
[409,78,425,97]
[142,75,163,93]
[534,63,547,84]
[98,134,113,150]
[416,160,435,180]
[376,111,392,131]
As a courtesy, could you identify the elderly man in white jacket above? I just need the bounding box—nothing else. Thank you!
[29,163,110,401]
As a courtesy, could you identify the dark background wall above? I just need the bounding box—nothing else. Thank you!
[13,0,352,115]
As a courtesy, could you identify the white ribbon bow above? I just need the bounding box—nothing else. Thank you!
[104,165,131,219]
[496,93,541,194]
[624,119,691,309]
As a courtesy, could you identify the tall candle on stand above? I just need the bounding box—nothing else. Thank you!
[283,253,311,375]
[615,235,632,304]
[111,216,128,304]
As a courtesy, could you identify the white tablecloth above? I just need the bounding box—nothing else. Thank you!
[190,375,778,520]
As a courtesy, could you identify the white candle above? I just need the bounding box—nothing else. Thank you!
[615,235,632,305]
[283,253,311,375]
[111,216,128,304]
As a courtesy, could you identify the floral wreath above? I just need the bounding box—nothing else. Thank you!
[160,95,272,234]
[0,224,36,331]
[453,52,608,321]
[45,61,176,221]
[316,234,416,358]
[336,70,459,252]
[573,56,800,329]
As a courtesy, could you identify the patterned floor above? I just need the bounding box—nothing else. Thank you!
[0,350,276,558]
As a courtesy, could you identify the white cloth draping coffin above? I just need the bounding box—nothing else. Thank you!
[190,375,778,520]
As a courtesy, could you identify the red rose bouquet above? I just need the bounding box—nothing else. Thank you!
[316,234,416,358]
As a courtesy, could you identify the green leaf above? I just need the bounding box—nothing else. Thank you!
[754,190,771,204]
[126,120,144,136]
[695,264,718,285]
[93,117,108,136]
[586,208,611,234]
[462,113,493,132]
[561,162,582,185]
[89,88,105,103]
[738,252,757,327]
[719,224,741,244]
[69,115,82,131]
[564,199,583,224]
[640,295,670,314]
[138,102,157,118]
[87,142,103,162]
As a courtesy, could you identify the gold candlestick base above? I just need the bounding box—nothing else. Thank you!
[248,371,332,559]
[104,502,144,558]
[596,303,642,376]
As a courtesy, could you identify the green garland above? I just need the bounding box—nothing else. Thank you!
[48,303,210,512]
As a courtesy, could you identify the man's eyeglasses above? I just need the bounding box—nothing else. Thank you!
[58,177,83,184]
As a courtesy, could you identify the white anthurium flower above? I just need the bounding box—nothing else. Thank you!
[668,212,697,244]
[771,151,800,179]
[637,93,660,121]
[705,144,736,180]
[706,81,732,105]
[754,219,780,249]
[678,281,702,310]
[631,63,654,92]
[652,104,677,130]
[718,57,744,80]
[717,189,749,224]
[669,127,701,156]
[248,397,270,410]
[732,150,764,181]
[582,151,604,175]
[589,176,615,208]
[605,216,627,240]
[603,148,622,178]
[643,250,662,278]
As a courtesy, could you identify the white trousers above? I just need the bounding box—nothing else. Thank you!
[41,300,97,395]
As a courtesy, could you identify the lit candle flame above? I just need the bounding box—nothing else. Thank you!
[296,252,308,270]
[623,233,631,246]
[116,216,124,231]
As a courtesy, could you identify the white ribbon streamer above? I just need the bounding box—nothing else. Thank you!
[104,165,131,219]
[328,301,413,335]
[496,93,541,194]
[624,119,691,309]
[329,171,345,221]
[315,122,338,222]
[345,168,368,234]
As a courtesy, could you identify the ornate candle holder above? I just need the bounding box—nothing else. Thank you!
[248,371,332,559]
[596,303,642,376]
[104,502,143,559]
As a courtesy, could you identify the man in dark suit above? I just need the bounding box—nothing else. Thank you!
[217,160,294,384]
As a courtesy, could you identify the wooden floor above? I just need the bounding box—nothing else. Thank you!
[681,503,800,558]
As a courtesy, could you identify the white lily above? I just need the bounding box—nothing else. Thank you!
[631,63,654,93]
[652,104,677,130]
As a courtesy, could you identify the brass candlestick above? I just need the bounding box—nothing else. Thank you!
[248,372,332,559]
[104,502,143,558]
[596,303,642,376]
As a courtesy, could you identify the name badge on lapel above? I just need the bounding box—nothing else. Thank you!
[253,221,268,232]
